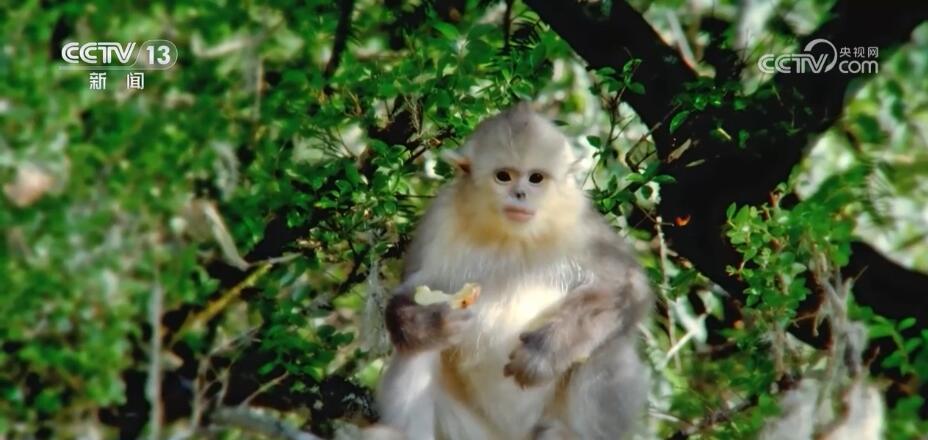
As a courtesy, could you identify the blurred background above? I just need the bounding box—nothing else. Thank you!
[1,0,927,438]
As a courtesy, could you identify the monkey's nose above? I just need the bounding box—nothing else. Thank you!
[514,190,526,200]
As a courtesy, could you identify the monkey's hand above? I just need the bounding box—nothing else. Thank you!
[504,324,570,388]
[385,295,473,353]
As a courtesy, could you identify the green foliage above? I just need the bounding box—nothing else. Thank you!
[1,0,926,438]
[0,0,584,435]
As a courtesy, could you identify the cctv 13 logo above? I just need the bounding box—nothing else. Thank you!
[60,40,178,70]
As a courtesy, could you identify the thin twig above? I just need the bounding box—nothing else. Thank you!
[212,407,323,440]
[665,10,696,68]
[658,315,705,370]
[169,262,273,346]
[238,372,290,408]
[502,0,515,52]
[147,275,164,440]
[655,216,680,370]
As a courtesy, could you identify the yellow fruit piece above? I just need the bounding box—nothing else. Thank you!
[413,286,447,306]
[414,283,481,309]
[450,283,480,309]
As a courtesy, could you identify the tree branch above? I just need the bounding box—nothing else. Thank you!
[524,0,696,150]
[212,407,323,440]
[324,0,356,81]
[655,0,928,346]
[844,242,928,321]
[527,0,928,369]
[147,279,164,440]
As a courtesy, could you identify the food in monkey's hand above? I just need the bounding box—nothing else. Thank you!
[413,283,481,309]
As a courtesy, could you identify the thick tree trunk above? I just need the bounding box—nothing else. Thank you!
[527,0,928,408]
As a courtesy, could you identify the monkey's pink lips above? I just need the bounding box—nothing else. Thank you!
[503,206,535,222]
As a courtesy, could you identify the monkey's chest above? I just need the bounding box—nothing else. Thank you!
[439,282,566,438]
[418,245,580,355]
[421,252,579,438]
[466,281,565,352]
[422,254,579,359]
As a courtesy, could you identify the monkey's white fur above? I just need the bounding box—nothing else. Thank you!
[378,106,649,440]
[380,188,580,437]
[380,194,647,439]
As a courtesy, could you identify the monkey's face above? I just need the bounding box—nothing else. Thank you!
[452,106,584,238]
[468,144,577,232]
[486,166,549,224]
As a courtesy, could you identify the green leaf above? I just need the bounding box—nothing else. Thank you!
[693,95,707,110]
[35,389,61,413]
[622,58,640,76]
[596,67,616,77]
[738,130,750,149]
[652,174,676,184]
[853,113,885,143]
[434,22,459,40]
[258,362,276,376]
[670,110,691,133]
[734,205,753,224]
[899,317,917,331]
[626,82,645,95]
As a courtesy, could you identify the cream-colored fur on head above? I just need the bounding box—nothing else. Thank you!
[445,106,587,248]
[460,105,577,179]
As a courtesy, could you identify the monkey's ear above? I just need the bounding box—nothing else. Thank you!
[441,150,472,175]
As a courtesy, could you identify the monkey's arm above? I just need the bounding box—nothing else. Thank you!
[505,231,652,387]
[385,280,474,353]
[383,200,474,353]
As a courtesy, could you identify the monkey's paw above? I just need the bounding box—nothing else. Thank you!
[388,301,474,352]
[437,307,474,346]
[503,327,562,388]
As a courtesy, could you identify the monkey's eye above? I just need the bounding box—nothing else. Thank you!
[495,170,512,183]
[528,173,545,184]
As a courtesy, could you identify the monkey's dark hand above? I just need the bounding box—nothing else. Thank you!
[504,325,567,388]
[385,295,473,353]
[505,287,636,387]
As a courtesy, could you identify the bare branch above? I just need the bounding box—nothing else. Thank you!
[524,0,696,153]
[212,407,323,440]
[324,0,357,81]
[147,279,164,440]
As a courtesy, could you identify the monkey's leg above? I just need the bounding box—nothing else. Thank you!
[377,351,439,440]
[431,353,501,440]
[378,351,497,440]
[562,335,648,440]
